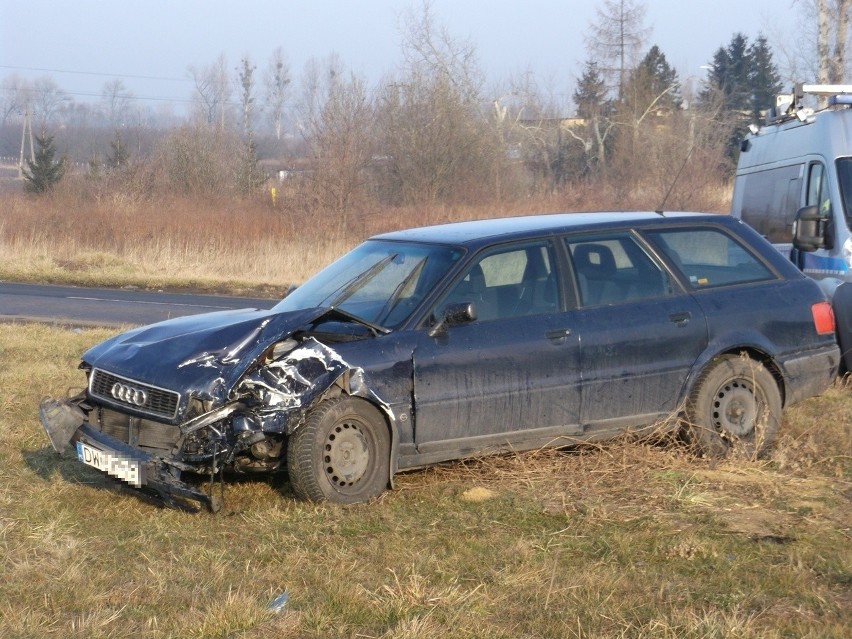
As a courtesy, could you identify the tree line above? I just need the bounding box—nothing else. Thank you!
[10,0,851,210]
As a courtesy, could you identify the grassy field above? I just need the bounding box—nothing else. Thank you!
[1,323,849,638]
[0,186,730,296]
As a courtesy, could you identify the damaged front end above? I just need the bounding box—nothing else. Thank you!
[40,309,391,512]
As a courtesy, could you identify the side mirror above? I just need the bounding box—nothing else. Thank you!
[427,302,477,337]
[792,205,829,252]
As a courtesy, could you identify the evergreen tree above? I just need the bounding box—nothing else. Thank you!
[572,59,616,173]
[699,33,782,165]
[748,35,782,122]
[573,61,608,120]
[622,45,681,118]
[236,135,265,195]
[107,130,129,170]
[700,33,751,114]
[22,131,65,193]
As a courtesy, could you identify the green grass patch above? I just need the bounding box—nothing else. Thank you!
[1,324,849,638]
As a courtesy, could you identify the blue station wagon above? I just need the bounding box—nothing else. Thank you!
[40,212,841,511]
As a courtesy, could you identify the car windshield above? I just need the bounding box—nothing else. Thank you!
[837,157,852,231]
[273,240,463,328]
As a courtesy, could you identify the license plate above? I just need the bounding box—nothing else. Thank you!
[76,441,143,487]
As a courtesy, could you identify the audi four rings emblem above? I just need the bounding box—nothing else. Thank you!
[111,382,148,407]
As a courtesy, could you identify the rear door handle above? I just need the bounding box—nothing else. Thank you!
[669,312,691,326]
[546,328,572,343]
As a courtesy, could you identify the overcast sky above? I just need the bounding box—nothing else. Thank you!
[1,0,800,111]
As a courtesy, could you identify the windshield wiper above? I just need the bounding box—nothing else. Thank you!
[324,253,398,308]
[317,307,391,337]
[376,257,426,326]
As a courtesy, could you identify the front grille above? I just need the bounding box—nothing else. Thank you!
[89,368,181,421]
[91,407,182,454]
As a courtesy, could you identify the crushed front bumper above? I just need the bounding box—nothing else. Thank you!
[39,398,222,512]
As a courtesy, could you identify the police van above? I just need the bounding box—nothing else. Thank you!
[732,83,852,372]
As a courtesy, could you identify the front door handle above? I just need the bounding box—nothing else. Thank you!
[669,312,691,326]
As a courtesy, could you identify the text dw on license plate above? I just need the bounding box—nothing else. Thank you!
[76,441,142,487]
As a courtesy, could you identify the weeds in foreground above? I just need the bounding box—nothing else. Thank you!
[0,325,849,638]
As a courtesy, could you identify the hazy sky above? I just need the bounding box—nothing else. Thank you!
[1,0,799,110]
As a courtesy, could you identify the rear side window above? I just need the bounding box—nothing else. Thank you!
[737,164,803,242]
[565,234,674,306]
[644,227,776,289]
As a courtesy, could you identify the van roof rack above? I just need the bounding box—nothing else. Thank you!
[764,83,852,127]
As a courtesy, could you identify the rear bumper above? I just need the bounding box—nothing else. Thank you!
[779,343,841,405]
[39,398,221,512]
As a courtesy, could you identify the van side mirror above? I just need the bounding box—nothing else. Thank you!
[792,206,829,252]
[427,302,477,337]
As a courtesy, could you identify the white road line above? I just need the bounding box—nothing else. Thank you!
[66,296,233,309]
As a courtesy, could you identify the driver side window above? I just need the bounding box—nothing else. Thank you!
[436,242,560,322]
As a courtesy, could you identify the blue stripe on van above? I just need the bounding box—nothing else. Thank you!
[801,252,849,276]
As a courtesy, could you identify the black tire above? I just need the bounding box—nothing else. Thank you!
[684,354,782,459]
[286,396,390,503]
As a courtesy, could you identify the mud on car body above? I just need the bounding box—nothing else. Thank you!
[40,212,841,511]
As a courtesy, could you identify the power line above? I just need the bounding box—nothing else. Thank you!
[0,64,189,83]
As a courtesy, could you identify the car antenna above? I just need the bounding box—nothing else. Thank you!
[656,144,696,214]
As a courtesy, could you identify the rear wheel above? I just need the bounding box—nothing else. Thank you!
[684,355,781,459]
[286,396,390,503]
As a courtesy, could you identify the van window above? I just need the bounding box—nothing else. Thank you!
[807,162,832,217]
[738,165,803,242]
[837,158,852,229]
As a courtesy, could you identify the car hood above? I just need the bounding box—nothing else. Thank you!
[82,306,327,401]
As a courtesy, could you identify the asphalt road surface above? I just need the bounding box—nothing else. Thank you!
[0,282,278,327]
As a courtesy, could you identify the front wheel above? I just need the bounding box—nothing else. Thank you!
[286,396,390,503]
[684,355,782,459]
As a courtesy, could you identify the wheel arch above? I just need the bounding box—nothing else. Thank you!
[315,370,400,489]
[683,345,786,408]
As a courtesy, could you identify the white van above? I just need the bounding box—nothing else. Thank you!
[731,84,852,372]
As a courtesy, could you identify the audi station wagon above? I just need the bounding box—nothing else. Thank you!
[40,212,841,511]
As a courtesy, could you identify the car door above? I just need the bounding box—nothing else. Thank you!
[411,240,583,458]
[564,232,708,432]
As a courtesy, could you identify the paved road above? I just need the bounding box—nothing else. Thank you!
[0,282,278,327]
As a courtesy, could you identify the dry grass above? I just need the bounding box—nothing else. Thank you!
[0,180,731,295]
[0,323,849,638]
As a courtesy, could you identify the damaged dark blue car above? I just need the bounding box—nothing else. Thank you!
[40,212,841,511]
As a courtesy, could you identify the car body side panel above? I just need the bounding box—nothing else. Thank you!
[571,294,708,430]
[684,280,840,403]
[411,312,583,453]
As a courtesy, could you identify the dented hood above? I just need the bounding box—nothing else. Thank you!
[82,307,327,399]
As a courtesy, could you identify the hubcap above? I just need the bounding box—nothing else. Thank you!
[323,420,369,487]
[712,379,757,438]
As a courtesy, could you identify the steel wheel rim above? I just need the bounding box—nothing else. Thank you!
[323,419,370,488]
[712,378,759,438]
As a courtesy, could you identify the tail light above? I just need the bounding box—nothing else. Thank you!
[812,301,836,335]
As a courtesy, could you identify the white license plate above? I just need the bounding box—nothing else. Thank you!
[76,441,143,487]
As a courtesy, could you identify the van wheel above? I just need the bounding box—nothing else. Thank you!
[286,397,390,503]
[684,355,781,459]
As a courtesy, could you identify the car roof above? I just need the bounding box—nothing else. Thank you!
[371,211,728,246]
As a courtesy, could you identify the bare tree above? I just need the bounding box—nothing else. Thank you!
[299,56,375,221]
[264,47,291,141]
[236,56,256,136]
[785,0,850,85]
[1,75,28,126]
[30,76,68,130]
[101,78,133,127]
[584,0,650,99]
[375,1,503,204]
[188,54,232,129]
